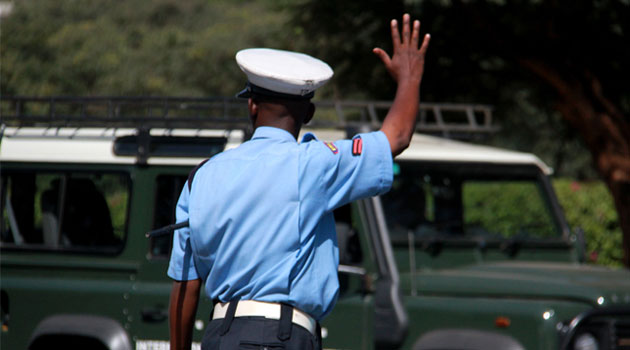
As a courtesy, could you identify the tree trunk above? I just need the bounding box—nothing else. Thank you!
[520,58,630,267]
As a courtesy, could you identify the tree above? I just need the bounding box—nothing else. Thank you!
[1,0,291,97]
[289,0,630,266]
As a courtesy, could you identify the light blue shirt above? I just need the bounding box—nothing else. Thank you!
[167,126,392,320]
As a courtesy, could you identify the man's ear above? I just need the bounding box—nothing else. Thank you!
[247,98,258,116]
[303,102,315,125]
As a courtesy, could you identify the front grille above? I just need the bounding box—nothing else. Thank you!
[559,307,630,350]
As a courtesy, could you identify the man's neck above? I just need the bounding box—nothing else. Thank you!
[254,113,301,139]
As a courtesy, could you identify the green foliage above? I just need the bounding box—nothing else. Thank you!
[463,181,557,239]
[1,0,292,97]
[553,179,623,267]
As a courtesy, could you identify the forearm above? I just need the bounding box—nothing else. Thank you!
[169,279,202,350]
[380,79,420,156]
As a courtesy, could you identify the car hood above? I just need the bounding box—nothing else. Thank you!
[412,261,630,306]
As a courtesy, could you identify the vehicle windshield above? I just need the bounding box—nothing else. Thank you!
[381,162,563,242]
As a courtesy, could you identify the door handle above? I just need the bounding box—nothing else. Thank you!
[141,307,168,323]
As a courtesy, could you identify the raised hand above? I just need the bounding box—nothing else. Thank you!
[373,14,430,85]
[377,14,431,157]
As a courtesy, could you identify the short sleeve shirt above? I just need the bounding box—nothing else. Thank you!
[167,126,392,320]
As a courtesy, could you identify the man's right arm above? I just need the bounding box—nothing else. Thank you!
[169,279,202,350]
[373,13,431,157]
[167,182,202,350]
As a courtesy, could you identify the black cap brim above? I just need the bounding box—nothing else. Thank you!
[235,82,314,100]
[236,86,252,98]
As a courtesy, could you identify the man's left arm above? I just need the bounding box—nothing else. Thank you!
[310,131,394,211]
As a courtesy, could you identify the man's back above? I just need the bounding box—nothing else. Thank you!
[181,126,392,320]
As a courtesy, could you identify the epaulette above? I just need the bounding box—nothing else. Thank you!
[187,158,210,191]
[301,132,318,143]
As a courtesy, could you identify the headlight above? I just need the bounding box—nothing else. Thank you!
[574,333,598,350]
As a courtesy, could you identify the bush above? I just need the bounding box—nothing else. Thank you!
[553,178,623,267]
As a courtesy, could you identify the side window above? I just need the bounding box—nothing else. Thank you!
[0,171,129,253]
[150,175,187,258]
[380,162,562,241]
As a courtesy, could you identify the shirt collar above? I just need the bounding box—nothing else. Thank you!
[251,126,297,143]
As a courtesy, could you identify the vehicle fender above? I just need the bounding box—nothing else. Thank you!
[28,314,132,350]
[413,329,525,350]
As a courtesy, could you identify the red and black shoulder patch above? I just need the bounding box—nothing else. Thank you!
[352,137,363,156]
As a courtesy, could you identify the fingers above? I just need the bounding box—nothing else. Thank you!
[373,47,392,67]
[418,33,431,55]
[411,20,420,48]
[393,14,423,49]
[388,14,430,55]
[390,19,401,50]
[401,14,410,45]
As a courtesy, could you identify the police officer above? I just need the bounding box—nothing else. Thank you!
[168,14,430,350]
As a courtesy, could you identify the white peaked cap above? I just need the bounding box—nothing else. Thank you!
[235,48,333,98]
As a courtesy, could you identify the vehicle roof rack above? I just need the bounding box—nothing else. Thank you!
[1,96,498,140]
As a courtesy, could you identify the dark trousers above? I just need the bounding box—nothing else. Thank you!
[202,302,322,350]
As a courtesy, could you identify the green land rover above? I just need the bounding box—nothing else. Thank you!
[1,97,629,350]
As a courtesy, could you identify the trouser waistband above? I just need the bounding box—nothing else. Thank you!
[212,300,317,337]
